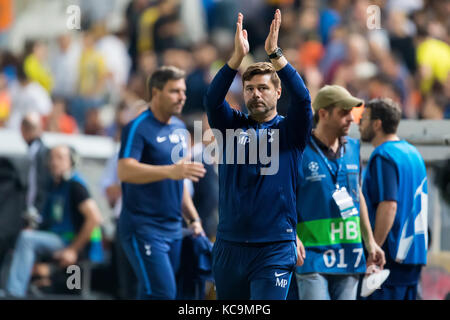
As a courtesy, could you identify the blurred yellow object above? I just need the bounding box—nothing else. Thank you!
[0,91,10,122]
[138,7,160,54]
[24,54,54,92]
[78,49,107,97]
[417,38,450,93]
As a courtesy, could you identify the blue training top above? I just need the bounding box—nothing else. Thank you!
[119,108,188,240]
[363,140,428,265]
[204,62,313,243]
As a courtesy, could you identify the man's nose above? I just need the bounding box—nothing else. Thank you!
[253,89,262,99]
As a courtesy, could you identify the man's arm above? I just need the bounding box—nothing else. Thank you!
[181,182,205,237]
[265,10,312,149]
[368,156,399,247]
[296,234,305,266]
[204,12,249,130]
[69,199,103,253]
[373,201,397,246]
[359,189,386,268]
[265,9,288,72]
[118,157,206,184]
[54,197,103,267]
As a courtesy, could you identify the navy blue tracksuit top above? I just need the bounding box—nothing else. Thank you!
[204,62,312,243]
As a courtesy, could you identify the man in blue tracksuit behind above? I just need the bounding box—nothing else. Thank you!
[359,98,428,300]
[118,66,206,300]
[204,10,312,299]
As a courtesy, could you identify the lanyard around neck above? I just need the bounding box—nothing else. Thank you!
[310,136,343,188]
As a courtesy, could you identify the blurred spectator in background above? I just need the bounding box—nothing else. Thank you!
[416,26,450,96]
[7,63,52,131]
[70,31,107,131]
[49,34,81,100]
[183,42,217,115]
[0,72,10,126]
[0,0,13,49]
[135,0,163,59]
[94,23,131,102]
[5,145,103,298]
[20,112,52,224]
[319,0,349,45]
[179,0,208,46]
[104,100,144,141]
[23,40,53,93]
[42,97,78,134]
[83,108,104,136]
[153,0,184,55]
[184,113,219,240]
[422,82,450,120]
[162,47,194,73]
[127,50,157,100]
[79,0,116,28]
[124,0,152,73]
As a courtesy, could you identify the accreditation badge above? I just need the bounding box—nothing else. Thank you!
[332,186,358,219]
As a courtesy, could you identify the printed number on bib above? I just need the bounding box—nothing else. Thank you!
[323,248,363,268]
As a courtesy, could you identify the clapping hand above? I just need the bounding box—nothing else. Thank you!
[228,12,250,70]
[265,9,281,55]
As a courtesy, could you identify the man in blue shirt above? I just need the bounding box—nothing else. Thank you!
[204,10,312,299]
[117,66,206,300]
[295,85,385,300]
[359,98,428,300]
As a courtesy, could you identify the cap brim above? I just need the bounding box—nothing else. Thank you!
[337,97,364,110]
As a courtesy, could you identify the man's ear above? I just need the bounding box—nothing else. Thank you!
[151,87,159,100]
[277,86,282,99]
[318,108,328,120]
[372,119,382,132]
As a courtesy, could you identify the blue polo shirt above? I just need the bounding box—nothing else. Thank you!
[118,108,188,240]
[204,62,313,243]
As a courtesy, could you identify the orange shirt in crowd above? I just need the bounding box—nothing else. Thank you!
[0,0,13,31]
[43,114,78,134]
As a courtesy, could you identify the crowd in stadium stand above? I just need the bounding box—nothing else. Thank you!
[0,0,449,135]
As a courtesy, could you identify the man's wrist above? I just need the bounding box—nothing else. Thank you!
[267,47,283,60]
[228,55,243,70]
[67,245,80,254]
[188,217,201,226]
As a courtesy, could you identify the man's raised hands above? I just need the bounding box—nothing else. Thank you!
[265,9,281,55]
[265,9,287,70]
[228,12,250,70]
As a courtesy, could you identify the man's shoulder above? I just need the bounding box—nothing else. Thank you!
[123,110,152,133]
[68,174,91,199]
[170,116,186,128]
[69,173,88,189]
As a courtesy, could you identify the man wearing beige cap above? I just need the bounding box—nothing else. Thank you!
[294,85,385,300]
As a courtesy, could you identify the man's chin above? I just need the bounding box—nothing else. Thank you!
[172,105,184,115]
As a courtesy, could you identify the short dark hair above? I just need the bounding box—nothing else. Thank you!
[313,104,336,125]
[242,62,280,89]
[365,98,402,134]
[147,65,185,100]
